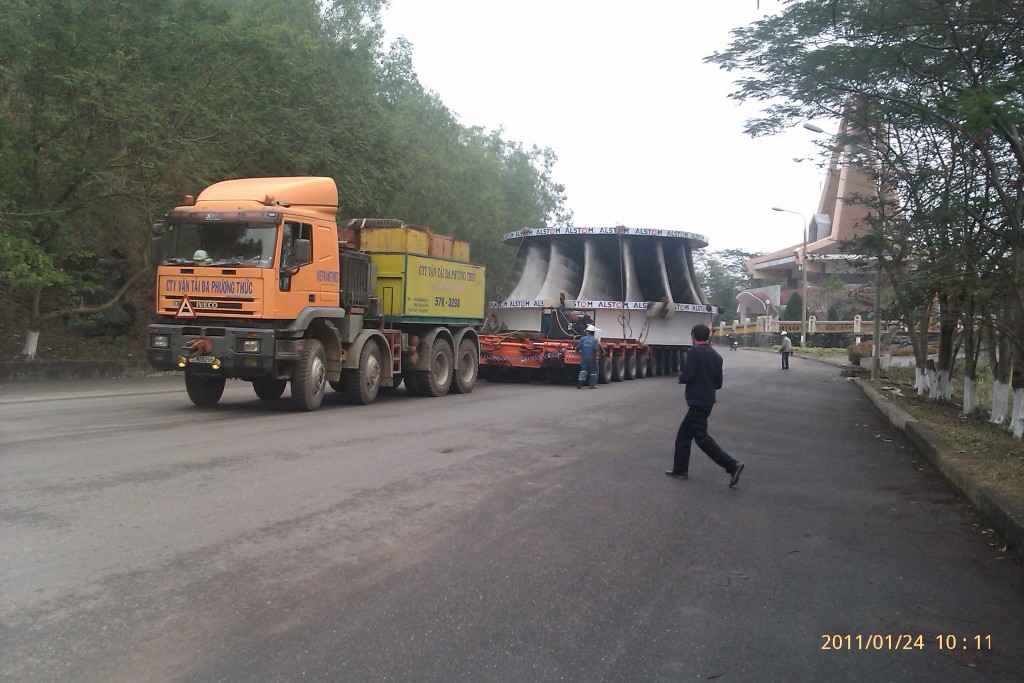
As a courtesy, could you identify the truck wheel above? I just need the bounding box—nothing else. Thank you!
[185,373,225,406]
[415,340,453,397]
[345,342,382,405]
[637,355,648,378]
[671,349,682,374]
[624,354,637,380]
[598,356,612,384]
[291,339,327,411]
[451,338,479,394]
[252,378,287,400]
[612,355,625,382]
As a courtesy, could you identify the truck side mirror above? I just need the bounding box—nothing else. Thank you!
[148,236,163,266]
[293,238,311,265]
[147,221,165,266]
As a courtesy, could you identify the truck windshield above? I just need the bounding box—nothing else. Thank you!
[160,222,277,268]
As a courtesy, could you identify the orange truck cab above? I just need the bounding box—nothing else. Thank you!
[146,177,485,410]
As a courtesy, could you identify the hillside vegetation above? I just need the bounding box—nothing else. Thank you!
[0,0,570,354]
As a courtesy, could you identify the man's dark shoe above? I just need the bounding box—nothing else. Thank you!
[576,378,583,389]
[664,470,688,480]
[729,463,745,487]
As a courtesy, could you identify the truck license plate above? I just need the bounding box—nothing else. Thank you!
[187,355,216,364]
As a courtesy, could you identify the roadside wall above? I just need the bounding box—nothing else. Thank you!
[0,361,165,383]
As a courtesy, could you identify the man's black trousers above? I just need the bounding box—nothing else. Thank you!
[672,404,738,475]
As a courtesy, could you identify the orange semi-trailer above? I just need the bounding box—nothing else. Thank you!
[146,177,485,411]
[478,308,676,385]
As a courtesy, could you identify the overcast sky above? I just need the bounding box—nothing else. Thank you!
[381,1,832,255]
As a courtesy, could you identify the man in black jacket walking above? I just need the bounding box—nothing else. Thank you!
[665,324,744,487]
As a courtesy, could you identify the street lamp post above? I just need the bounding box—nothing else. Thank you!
[772,207,809,347]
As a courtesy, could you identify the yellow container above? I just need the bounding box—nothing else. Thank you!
[360,226,428,255]
[452,240,470,262]
[371,253,485,321]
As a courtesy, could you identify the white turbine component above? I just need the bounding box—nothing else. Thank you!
[579,238,618,300]
[622,239,643,302]
[505,242,550,301]
[687,245,708,304]
[490,226,715,345]
[638,241,676,318]
[536,240,583,302]
[667,241,705,305]
[654,241,676,305]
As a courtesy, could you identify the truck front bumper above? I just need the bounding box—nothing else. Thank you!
[146,324,278,375]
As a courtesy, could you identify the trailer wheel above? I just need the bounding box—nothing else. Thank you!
[291,339,327,411]
[345,342,382,405]
[252,378,287,400]
[415,340,453,397]
[185,373,225,406]
[671,349,682,374]
[451,338,478,394]
[624,354,637,380]
[612,354,625,382]
[598,356,612,384]
[637,355,648,378]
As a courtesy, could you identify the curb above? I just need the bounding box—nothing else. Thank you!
[854,378,1024,559]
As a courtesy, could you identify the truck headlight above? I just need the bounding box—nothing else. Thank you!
[237,339,261,353]
[151,333,171,349]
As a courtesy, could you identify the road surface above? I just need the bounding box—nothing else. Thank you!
[2,351,1022,681]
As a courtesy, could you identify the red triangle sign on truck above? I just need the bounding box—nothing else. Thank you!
[176,295,197,318]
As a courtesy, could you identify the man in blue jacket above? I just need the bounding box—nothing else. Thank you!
[575,325,600,389]
[665,324,744,487]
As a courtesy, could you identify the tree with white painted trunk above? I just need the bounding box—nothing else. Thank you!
[985,323,1012,426]
[708,0,1024,439]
